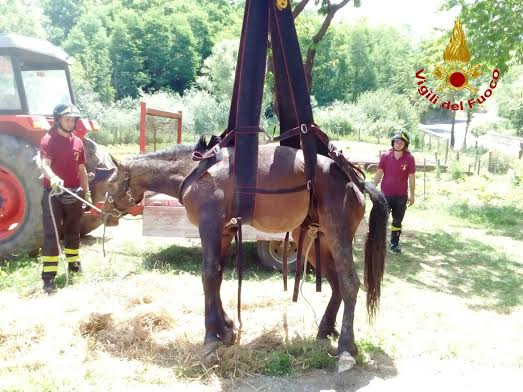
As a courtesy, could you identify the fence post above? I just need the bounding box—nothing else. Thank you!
[428,136,432,150]
[456,151,460,161]
[488,151,493,173]
[139,101,147,154]
[477,156,481,175]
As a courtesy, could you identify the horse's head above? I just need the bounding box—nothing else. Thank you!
[103,155,144,219]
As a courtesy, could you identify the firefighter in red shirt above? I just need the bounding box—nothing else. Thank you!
[373,131,416,253]
[39,104,92,293]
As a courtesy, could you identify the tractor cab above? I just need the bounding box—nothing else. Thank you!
[0,33,96,144]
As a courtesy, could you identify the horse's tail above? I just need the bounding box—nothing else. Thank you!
[362,182,388,321]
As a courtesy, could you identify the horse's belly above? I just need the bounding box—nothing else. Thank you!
[251,192,309,233]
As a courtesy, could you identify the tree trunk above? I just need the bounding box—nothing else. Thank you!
[304,0,352,90]
[450,110,456,149]
[464,110,473,149]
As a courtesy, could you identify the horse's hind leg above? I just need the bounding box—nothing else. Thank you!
[317,257,342,339]
[295,228,341,340]
[320,203,361,370]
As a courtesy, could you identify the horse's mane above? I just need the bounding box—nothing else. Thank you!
[135,135,221,161]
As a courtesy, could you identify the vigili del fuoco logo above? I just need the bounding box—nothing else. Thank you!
[415,18,500,111]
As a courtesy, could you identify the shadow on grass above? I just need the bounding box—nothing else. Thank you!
[143,241,274,280]
[362,231,523,313]
[447,203,523,240]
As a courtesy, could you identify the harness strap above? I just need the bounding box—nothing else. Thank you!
[235,217,244,327]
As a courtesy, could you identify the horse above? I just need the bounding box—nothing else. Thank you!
[103,136,387,371]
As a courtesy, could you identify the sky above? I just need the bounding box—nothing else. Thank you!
[335,0,461,40]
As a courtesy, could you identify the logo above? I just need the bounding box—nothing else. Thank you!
[276,0,287,11]
[415,18,500,111]
[73,151,80,162]
[401,164,407,171]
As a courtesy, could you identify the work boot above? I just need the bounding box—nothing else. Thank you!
[42,277,56,294]
[390,231,402,253]
[68,261,82,273]
[390,243,402,253]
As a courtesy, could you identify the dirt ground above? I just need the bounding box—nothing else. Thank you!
[2,211,522,391]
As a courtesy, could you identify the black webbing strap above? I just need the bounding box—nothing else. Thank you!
[235,217,244,327]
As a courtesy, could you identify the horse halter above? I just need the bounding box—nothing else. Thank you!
[106,171,136,215]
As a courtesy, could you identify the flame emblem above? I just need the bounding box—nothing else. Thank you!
[276,0,288,11]
[433,18,482,94]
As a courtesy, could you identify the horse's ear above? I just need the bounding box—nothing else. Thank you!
[109,154,122,170]
[195,135,207,151]
[208,135,221,148]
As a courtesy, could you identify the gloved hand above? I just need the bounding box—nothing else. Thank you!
[84,191,92,205]
[50,176,64,192]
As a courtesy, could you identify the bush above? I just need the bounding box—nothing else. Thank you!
[314,101,365,137]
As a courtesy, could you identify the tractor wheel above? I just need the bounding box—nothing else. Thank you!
[0,135,43,259]
[257,240,298,272]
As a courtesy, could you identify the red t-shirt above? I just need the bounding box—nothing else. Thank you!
[378,149,416,196]
[40,129,86,188]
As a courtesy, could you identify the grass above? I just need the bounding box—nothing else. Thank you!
[447,203,523,240]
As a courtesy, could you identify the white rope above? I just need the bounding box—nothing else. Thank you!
[299,224,321,329]
[48,187,69,288]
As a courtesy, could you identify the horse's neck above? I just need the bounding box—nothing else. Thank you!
[131,155,193,198]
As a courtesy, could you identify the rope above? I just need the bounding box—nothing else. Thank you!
[299,224,321,329]
[48,188,69,288]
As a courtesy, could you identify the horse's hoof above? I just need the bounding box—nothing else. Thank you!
[337,351,356,373]
[221,327,237,346]
[201,340,221,358]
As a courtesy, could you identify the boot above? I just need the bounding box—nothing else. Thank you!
[68,261,82,273]
[390,231,402,253]
[42,276,56,294]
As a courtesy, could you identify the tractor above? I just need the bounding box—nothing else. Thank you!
[0,33,114,259]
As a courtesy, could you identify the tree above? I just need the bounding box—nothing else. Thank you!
[64,14,115,102]
[42,0,85,44]
[496,65,523,136]
[141,11,199,94]
[110,13,149,99]
[294,0,361,89]
[0,0,48,39]
[444,0,523,74]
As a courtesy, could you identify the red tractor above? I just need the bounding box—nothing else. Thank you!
[0,34,113,259]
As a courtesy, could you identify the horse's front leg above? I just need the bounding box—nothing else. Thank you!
[199,212,229,354]
[217,233,236,343]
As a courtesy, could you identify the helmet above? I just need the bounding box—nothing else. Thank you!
[53,104,82,122]
[391,131,410,149]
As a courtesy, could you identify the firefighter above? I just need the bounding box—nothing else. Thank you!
[373,131,416,253]
[39,104,91,293]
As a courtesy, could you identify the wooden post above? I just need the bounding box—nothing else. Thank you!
[139,101,147,154]
[456,151,460,161]
[477,156,481,175]
[177,111,183,144]
[445,139,449,165]
[435,151,438,163]
[422,133,425,149]
[428,136,432,150]
[488,151,493,173]
[468,164,472,174]
[437,138,440,152]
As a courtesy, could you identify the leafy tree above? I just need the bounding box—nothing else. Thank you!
[0,0,48,39]
[443,0,523,74]
[42,0,84,44]
[496,65,523,136]
[64,14,115,102]
[110,13,149,99]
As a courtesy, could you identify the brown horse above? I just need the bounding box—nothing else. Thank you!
[104,137,387,371]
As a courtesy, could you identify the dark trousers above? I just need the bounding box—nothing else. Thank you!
[385,195,408,246]
[41,188,83,278]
